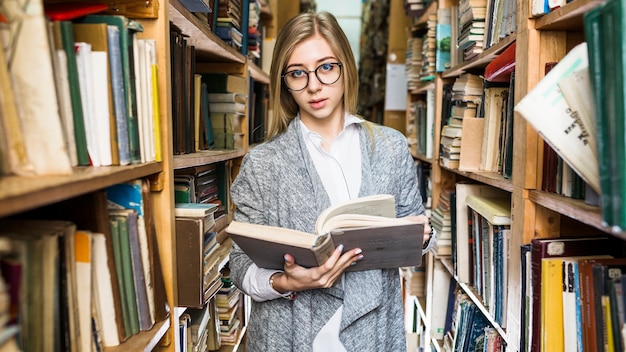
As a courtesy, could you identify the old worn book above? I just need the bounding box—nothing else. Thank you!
[226,194,425,271]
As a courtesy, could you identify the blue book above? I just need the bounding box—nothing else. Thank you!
[106,25,131,165]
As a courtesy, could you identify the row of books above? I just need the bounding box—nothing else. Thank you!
[0,178,169,351]
[435,187,626,352]
[0,3,161,177]
[438,71,515,179]
[452,0,516,63]
[521,236,626,352]
[405,183,512,350]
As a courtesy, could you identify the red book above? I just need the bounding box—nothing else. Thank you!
[44,2,108,21]
[484,42,516,82]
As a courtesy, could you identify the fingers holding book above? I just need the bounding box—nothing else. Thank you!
[276,245,364,293]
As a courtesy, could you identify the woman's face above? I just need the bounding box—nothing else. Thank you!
[284,34,345,124]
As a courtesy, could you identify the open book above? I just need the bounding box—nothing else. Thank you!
[226,194,424,272]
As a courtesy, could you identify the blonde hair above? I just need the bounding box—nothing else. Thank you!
[266,11,359,140]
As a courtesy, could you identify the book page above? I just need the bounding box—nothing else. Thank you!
[318,214,414,236]
[315,194,397,234]
[226,221,316,248]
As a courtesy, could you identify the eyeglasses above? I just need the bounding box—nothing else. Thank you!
[282,62,343,91]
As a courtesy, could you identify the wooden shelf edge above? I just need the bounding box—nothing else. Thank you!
[534,0,606,31]
[249,62,270,84]
[412,152,434,164]
[410,81,436,95]
[0,162,163,217]
[439,165,514,192]
[173,149,246,169]
[105,316,171,352]
[527,189,623,236]
[169,0,245,63]
[442,34,516,79]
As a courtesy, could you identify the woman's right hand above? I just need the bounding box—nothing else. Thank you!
[269,245,363,294]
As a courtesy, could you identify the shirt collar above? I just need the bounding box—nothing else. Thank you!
[297,112,363,140]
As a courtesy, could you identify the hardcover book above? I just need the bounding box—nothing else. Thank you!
[226,194,425,271]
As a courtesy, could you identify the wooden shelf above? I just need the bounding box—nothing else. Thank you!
[439,164,515,193]
[173,149,246,170]
[528,189,624,237]
[169,0,245,63]
[410,81,436,95]
[106,316,171,352]
[534,0,606,31]
[411,151,434,164]
[441,34,516,78]
[249,62,270,84]
[0,162,162,217]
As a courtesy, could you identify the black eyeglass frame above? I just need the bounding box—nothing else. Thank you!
[281,62,343,91]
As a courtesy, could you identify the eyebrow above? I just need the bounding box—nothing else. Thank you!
[285,56,338,70]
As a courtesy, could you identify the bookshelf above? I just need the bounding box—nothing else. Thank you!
[0,0,273,351]
[396,0,622,350]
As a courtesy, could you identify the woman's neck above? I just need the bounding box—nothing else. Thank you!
[300,110,345,147]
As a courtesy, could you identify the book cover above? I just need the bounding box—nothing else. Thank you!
[226,195,424,271]
[176,217,217,308]
[49,21,78,167]
[540,256,608,351]
[106,25,131,165]
[91,232,121,347]
[175,203,219,218]
[484,42,516,82]
[435,8,451,72]
[514,42,600,195]
[108,210,140,337]
[465,194,511,225]
[202,73,248,94]
[226,221,423,271]
[74,230,93,352]
[2,1,72,175]
[0,26,34,175]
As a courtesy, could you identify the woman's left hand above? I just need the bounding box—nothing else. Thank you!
[403,214,432,246]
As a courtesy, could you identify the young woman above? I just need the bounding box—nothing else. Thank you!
[228,11,433,352]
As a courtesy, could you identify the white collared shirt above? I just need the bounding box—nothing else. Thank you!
[242,113,362,350]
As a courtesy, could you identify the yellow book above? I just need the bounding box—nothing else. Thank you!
[541,257,565,352]
[541,255,612,352]
[602,295,615,352]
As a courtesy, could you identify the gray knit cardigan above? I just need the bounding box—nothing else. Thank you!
[229,117,425,352]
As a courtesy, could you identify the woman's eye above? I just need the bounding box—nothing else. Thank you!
[319,63,332,72]
[290,70,305,78]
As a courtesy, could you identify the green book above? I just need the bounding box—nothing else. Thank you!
[109,211,140,337]
[108,216,132,339]
[58,21,90,166]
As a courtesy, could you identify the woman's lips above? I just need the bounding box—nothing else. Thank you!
[309,98,327,109]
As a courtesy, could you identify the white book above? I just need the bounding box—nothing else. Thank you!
[91,51,113,166]
[562,259,578,352]
[75,42,102,166]
[514,42,600,193]
[91,232,121,347]
[6,1,72,174]
[74,231,93,352]
[51,48,78,166]
[454,183,508,283]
